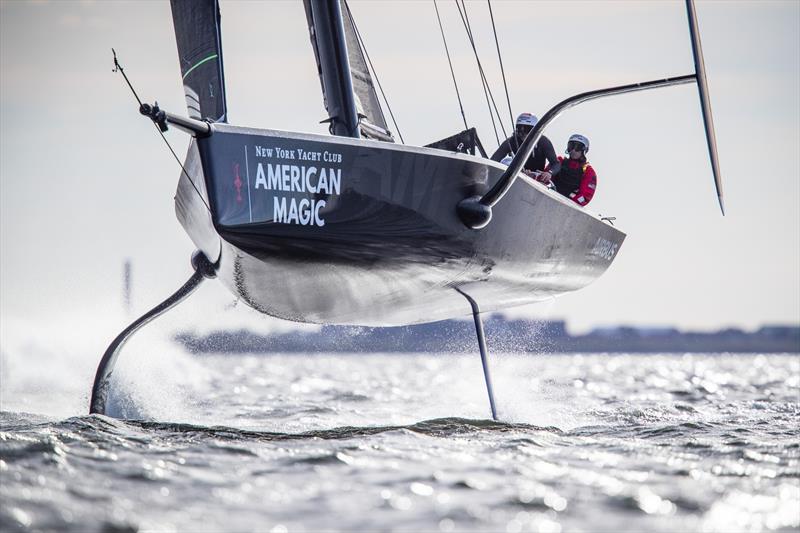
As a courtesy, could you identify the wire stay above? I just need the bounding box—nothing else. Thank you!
[433,0,469,131]
[487,0,515,134]
[111,49,211,213]
[345,2,405,143]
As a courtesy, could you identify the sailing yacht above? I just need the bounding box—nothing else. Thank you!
[91,0,723,420]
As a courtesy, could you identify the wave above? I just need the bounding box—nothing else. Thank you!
[1,411,561,450]
[129,415,562,442]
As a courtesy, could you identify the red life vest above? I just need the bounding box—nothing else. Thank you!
[552,159,588,196]
[548,156,596,206]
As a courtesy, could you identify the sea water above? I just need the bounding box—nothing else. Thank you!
[1,340,798,532]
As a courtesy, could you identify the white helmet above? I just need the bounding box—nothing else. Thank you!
[567,133,590,153]
[516,112,538,127]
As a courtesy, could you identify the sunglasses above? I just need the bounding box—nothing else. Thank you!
[567,141,585,152]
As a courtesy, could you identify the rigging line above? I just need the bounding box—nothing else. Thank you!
[345,1,405,143]
[433,0,469,131]
[112,48,143,107]
[455,1,499,144]
[111,49,212,214]
[154,127,211,214]
[455,0,504,144]
[354,31,405,144]
[458,0,508,140]
[487,0,515,134]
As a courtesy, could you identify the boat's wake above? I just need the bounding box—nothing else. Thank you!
[127,415,563,441]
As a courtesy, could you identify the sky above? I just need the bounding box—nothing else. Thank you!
[1,0,799,339]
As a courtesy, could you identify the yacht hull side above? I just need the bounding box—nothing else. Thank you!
[176,125,625,326]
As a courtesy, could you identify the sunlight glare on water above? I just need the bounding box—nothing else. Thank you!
[1,339,798,532]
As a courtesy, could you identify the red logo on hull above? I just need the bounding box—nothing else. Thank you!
[233,163,243,203]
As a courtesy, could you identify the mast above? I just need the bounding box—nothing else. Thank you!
[304,0,360,138]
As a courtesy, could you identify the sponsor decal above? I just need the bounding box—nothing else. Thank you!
[248,144,344,227]
[590,237,619,261]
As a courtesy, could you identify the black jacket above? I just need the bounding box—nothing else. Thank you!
[490,134,561,175]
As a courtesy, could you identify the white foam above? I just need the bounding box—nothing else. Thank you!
[0,314,211,422]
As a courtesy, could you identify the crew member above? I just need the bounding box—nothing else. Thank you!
[543,134,596,207]
[491,112,561,179]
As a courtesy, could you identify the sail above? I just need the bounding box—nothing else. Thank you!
[340,2,393,140]
[304,0,394,142]
[170,0,227,122]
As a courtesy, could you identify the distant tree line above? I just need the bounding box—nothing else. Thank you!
[175,317,800,354]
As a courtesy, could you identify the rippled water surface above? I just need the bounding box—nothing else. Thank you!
[1,351,798,532]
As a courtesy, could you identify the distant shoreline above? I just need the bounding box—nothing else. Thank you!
[175,317,800,354]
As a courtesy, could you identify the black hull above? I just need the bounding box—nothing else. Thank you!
[176,125,625,326]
